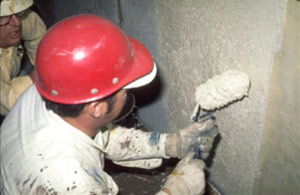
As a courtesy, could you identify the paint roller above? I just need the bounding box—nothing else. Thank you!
[190,69,251,160]
[191,69,251,122]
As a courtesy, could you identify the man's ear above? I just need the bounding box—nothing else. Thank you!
[88,101,108,118]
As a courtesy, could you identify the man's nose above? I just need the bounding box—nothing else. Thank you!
[9,14,21,26]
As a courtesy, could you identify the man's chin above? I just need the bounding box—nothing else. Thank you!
[12,37,22,46]
[0,38,21,48]
[8,38,21,48]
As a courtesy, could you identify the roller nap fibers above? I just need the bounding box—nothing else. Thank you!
[195,70,250,111]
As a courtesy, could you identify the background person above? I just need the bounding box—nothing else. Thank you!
[0,0,46,121]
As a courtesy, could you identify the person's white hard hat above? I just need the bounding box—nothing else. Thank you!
[0,0,33,17]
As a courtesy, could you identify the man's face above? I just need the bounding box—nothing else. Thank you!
[0,14,22,48]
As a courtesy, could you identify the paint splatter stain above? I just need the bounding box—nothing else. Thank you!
[29,178,37,189]
[36,185,58,195]
[22,174,32,186]
[36,185,46,194]
[71,185,77,190]
[148,132,161,146]
[120,137,131,149]
[40,166,48,172]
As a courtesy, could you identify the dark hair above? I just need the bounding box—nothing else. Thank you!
[43,91,118,118]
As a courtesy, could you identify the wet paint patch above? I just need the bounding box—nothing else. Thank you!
[148,133,160,146]
[82,166,103,183]
[92,167,103,182]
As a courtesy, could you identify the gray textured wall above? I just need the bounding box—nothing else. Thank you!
[34,0,300,194]
[254,0,300,194]
[119,1,287,194]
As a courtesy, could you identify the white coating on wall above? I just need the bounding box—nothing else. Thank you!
[131,1,287,194]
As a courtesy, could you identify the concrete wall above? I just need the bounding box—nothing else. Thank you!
[254,0,300,194]
[34,0,300,194]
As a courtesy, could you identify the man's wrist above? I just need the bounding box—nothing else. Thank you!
[165,133,180,158]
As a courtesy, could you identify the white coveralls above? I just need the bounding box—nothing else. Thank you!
[0,10,46,115]
[0,85,168,195]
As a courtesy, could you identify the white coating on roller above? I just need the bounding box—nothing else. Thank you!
[195,70,250,110]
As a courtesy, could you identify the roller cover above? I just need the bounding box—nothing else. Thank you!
[195,70,251,111]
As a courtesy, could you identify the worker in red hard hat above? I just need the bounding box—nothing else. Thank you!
[0,14,218,195]
[0,0,46,120]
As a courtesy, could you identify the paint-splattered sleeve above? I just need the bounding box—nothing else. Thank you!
[102,126,168,162]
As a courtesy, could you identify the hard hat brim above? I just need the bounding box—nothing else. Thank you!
[123,62,157,89]
[123,37,157,90]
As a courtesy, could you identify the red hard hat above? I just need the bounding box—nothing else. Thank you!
[35,14,156,104]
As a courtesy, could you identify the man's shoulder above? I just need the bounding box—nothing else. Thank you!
[10,85,41,113]
[22,9,42,25]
